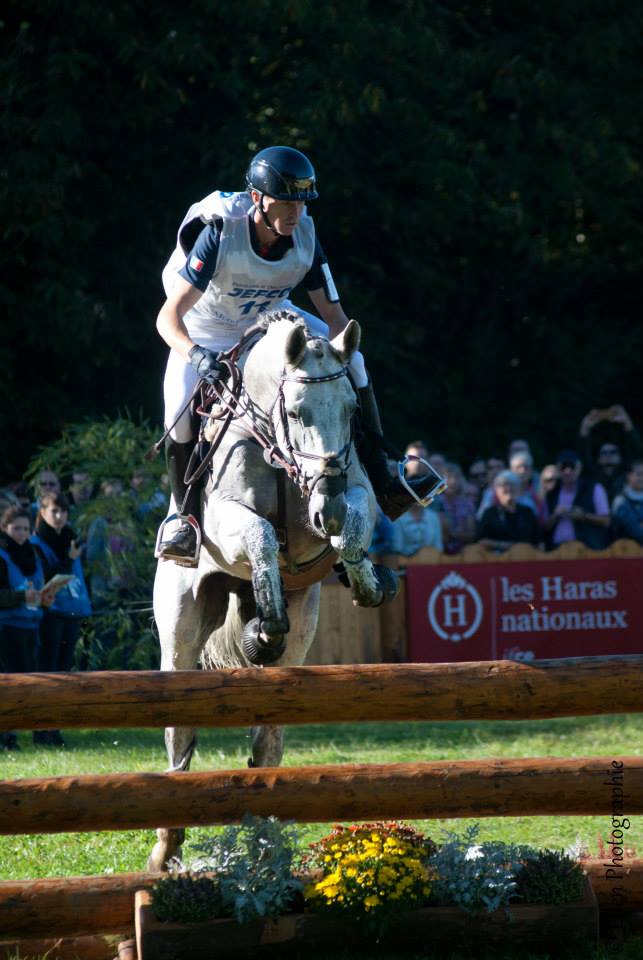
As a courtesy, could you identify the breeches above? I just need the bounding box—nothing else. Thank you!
[163,307,368,442]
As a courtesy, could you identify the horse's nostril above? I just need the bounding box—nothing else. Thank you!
[313,512,323,531]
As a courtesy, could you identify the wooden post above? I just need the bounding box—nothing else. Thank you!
[0,757,641,835]
[1,655,641,731]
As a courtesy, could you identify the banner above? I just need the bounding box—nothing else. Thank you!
[406,558,643,662]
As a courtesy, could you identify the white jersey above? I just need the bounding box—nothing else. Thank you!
[162,190,316,351]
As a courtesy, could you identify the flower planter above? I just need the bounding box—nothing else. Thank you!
[135,876,598,959]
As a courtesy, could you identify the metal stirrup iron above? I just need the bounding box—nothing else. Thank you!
[397,455,448,507]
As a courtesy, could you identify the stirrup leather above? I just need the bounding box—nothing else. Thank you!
[154,512,202,567]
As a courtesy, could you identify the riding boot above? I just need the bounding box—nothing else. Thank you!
[356,381,444,522]
[157,439,201,564]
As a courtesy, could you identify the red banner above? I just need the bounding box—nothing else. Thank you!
[406,558,643,662]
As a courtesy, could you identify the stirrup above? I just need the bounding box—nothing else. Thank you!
[154,513,202,568]
[397,456,448,507]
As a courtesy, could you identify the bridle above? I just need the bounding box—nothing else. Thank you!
[270,366,353,498]
[190,328,355,502]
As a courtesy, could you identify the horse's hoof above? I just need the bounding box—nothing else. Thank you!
[241,618,287,665]
[373,564,400,606]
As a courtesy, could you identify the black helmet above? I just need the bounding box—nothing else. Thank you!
[246,146,318,201]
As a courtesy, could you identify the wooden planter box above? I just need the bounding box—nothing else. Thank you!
[135,877,598,959]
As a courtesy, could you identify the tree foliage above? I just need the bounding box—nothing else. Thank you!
[2,0,641,478]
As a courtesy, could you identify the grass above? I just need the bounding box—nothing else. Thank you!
[0,713,641,880]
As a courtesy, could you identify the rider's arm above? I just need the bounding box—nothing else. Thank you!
[304,236,349,338]
[156,223,221,360]
[156,278,204,360]
[307,289,350,338]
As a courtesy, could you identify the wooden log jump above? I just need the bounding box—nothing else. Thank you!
[0,872,159,938]
[0,860,641,941]
[1,655,641,731]
[1,756,641,835]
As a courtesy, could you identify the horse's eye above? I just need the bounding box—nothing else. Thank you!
[287,410,299,420]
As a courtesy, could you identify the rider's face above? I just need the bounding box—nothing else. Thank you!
[252,191,305,236]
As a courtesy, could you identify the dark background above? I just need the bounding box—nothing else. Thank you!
[2,0,641,481]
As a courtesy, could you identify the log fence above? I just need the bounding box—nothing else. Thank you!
[1,653,642,955]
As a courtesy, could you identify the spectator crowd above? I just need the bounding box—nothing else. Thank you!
[369,404,643,560]
[1,404,642,750]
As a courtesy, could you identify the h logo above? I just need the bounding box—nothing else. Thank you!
[428,571,483,642]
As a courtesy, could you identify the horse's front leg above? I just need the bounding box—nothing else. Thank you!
[215,500,288,664]
[249,583,321,768]
[331,486,399,608]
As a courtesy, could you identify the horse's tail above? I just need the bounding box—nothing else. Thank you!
[201,592,247,669]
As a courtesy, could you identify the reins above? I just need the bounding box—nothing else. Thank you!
[149,322,355,553]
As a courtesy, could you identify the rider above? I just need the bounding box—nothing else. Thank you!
[156,145,440,563]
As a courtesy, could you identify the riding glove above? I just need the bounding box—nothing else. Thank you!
[188,345,224,384]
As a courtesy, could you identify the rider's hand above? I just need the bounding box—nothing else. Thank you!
[40,589,55,608]
[24,587,41,606]
[188,345,224,385]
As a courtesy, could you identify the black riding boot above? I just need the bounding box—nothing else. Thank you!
[356,382,444,522]
[158,439,201,564]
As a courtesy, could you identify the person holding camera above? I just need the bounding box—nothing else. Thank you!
[578,405,641,502]
[31,492,92,746]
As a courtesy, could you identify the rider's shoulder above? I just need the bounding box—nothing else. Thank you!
[177,191,251,253]
[184,190,252,225]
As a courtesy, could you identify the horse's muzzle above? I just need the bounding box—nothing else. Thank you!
[311,490,348,538]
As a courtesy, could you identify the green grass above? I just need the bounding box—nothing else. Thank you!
[1,713,641,881]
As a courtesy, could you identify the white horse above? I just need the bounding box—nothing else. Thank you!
[149,311,397,870]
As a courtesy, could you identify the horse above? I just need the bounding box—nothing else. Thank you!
[148,310,397,871]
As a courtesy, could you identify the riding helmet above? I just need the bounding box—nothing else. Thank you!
[246,146,318,201]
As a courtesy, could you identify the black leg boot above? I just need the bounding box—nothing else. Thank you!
[356,381,445,522]
[157,439,201,564]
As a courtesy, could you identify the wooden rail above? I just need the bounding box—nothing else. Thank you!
[1,860,641,940]
[1,757,641,835]
[1,655,641,731]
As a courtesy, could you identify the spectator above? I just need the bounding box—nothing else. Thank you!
[578,405,642,501]
[390,499,443,557]
[467,458,488,510]
[441,463,476,554]
[475,456,508,520]
[538,464,560,500]
[0,488,20,514]
[368,503,396,558]
[68,471,94,509]
[31,469,61,520]
[0,506,53,750]
[612,460,643,546]
[130,468,166,516]
[476,470,541,553]
[507,438,531,461]
[8,482,32,511]
[32,492,92,746]
[86,478,135,606]
[543,450,610,551]
[508,450,544,521]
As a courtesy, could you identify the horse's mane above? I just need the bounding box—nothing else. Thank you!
[257,309,342,364]
[258,308,309,335]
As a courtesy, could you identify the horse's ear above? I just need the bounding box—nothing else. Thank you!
[331,319,361,362]
[285,323,307,367]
